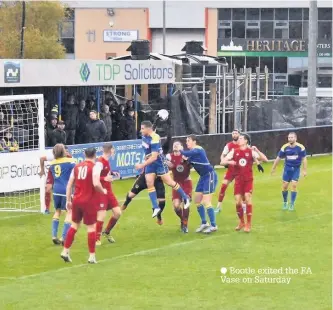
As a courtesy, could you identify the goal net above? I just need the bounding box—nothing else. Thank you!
[0,94,45,212]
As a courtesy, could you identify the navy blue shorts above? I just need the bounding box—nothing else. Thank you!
[283,166,301,182]
[145,161,169,176]
[195,171,218,194]
[53,195,67,210]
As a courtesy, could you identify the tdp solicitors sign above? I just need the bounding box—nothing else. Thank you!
[218,38,332,57]
[0,59,175,87]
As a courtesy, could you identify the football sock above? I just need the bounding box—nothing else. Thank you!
[197,204,207,224]
[236,203,244,222]
[282,190,288,203]
[148,188,159,209]
[207,207,216,227]
[123,194,132,207]
[174,207,183,220]
[45,192,51,210]
[173,183,188,201]
[218,184,228,203]
[61,222,71,241]
[64,227,77,249]
[182,208,190,226]
[88,231,96,254]
[290,191,297,205]
[105,216,118,234]
[246,204,252,225]
[96,220,104,241]
[157,201,166,220]
[52,218,60,238]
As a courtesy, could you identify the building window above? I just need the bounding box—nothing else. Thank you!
[218,8,231,20]
[61,38,74,54]
[246,8,259,20]
[318,21,332,39]
[232,56,245,69]
[60,8,75,55]
[232,21,245,38]
[60,21,74,38]
[260,22,274,38]
[318,8,332,21]
[218,29,232,39]
[261,8,274,20]
[275,29,288,39]
[274,57,288,73]
[275,8,288,20]
[289,8,302,20]
[303,8,309,20]
[246,29,259,38]
[232,8,245,20]
[303,21,308,39]
[289,22,302,39]
[246,57,259,71]
[260,57,273,73]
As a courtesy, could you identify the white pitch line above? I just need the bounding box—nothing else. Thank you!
[1,211,329,283]
[0,214,36,221]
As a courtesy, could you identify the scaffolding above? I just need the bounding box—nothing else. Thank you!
[174,63,270,134]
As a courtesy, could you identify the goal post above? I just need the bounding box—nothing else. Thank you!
[0,94,45,213]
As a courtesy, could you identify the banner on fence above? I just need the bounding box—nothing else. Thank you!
[0,59,175,87]
[0,150,41,193]
[66,139,144,178]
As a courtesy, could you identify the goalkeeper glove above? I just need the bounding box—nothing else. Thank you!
[257,164,264,173]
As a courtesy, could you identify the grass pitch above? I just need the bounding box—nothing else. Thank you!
[0,156,331,310]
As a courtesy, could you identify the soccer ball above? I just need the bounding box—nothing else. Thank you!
[157,109,169,121]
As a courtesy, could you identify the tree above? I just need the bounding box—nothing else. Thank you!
[0,1,67,59]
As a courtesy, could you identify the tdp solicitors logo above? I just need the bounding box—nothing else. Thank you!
[80,63,91,82]
[4,61,20,83]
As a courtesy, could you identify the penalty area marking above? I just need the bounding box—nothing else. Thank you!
[0,211,329,282]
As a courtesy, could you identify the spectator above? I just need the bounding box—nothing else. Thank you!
[86,93,97,112]
[125,109,137,140]
[50,120,66,145]
[86,110,106,143]
[110,102,118,141]
[115,104,127,140]
[44,98,51,121]
[100,105,112,142]
[63,94,79,145]
[76,99,89,144]
[47,117,58,146]
[1,131,19,152]
[125,100,134,114]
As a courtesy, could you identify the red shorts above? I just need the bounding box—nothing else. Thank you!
[97,191,119,211]
[234,179,253,196]
[46,169,54,185]
[172,179,192,200]
[72,201,97,225]
[224,169,236,182]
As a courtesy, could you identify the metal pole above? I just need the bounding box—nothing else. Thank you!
[134,85,138,130]
[20,1,26,58]
[222,66,226,133]
[58,87,62,121]
[233,67,237,129]
[244,69,249,132]
[256,67,260,100]
[96,87,101,118]
[162,0,166,54]
[264,66,269,100]
[307,0,318,126]
[202,65,206,120]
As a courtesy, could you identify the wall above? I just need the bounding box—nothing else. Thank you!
[171,126,332,165]
[75,8,149,59]
[151,29,205,55]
